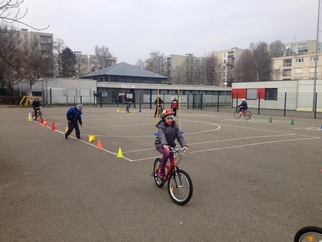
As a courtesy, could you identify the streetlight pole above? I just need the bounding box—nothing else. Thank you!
[313,0,321,113]
[224,82,227,104]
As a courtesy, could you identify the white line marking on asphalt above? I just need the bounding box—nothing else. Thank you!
[129,136,320,162]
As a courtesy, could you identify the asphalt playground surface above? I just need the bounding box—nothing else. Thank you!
[0,105,322,241]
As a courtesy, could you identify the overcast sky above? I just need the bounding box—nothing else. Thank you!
[16,0,320,64]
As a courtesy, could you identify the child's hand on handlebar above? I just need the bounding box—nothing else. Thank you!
[183,146,189,153]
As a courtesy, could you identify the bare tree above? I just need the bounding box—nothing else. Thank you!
[171,65,184,85]
[135,58,145,69]
[53,38,65,77]
[269,40,286,57]
[0,0,48,30]
[0,24,23,88]
[20,39,53,94]
[145,51,167,76]
[234,49,255,82]
[251,41,272,81]
[234,42,272,82]
[95,45,113,69]
[202,53,222,85]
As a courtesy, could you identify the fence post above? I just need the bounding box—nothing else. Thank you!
[217,92,220,112]
[235,94,239,110]
[149,89,152,109]
[258,93,260,115]
[201,93,203,111]
[314,93,318,119]
[49,88,52,105]
[283,92,287,117]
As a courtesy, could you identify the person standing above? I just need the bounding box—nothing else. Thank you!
[154,97,164,117]
[65,104,83,140]
[170,97,178,117]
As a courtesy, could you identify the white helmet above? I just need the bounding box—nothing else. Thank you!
[242,99,246,101]
[77,104,84,110]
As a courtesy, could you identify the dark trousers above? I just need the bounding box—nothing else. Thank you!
[172,108,177,116]
[66,121,80,139]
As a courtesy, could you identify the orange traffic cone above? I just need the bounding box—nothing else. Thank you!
[51,121,56,131]
[43,118,47,127]
[39,117,43,124]
[96,140,103,149]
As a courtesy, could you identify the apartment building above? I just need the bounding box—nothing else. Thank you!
[214,47,246,87]
[271,40,321,80]
[272,53,322,80]
[18,29,53,57]
[284,40,322,56]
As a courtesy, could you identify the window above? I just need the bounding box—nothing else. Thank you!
[283,69,292,76]
[246,89,257,100]
[283,59,292,67]
[296,58,304,63]
[310,68,319,73]
[310,57,319,62]
[265,88,277,100]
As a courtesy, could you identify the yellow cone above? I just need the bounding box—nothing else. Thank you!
[117,108,120,113]
[65,126,68,133]
[88,135,96,143]
[117,148,123,158]
[28,112,32,121]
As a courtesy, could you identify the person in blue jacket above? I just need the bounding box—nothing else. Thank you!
[65,104,83,140]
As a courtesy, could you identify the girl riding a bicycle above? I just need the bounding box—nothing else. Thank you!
[154,109,189,179]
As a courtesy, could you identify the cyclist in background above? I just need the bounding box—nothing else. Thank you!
[32,97,42,116]
[154,109,189,179]
[238,99,248,112]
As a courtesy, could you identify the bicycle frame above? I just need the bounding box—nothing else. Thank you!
[162,148,184,181]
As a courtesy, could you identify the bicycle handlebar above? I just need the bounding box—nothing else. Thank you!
[169,147,186,154]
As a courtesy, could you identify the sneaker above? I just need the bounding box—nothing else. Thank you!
[65,134,68,140]
[158,170,165,179]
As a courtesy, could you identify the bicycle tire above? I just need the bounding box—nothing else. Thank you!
[244,110,251,120]
[168,169,193,205]
[234,110,241,119]
[153,158,165,188]
[294,226,322,242]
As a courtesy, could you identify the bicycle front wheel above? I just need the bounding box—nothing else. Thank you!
[244,110,251,120]
[153,158,165,188]
[168,169,193,205]
[234,110,241,119]
[32,111,37,120]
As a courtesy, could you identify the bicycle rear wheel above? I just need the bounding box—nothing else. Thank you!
[244,110,251,120]
[294,226,322,242]
[234,110,241,119]
[168,169,193,205]
[153,158,165,188]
